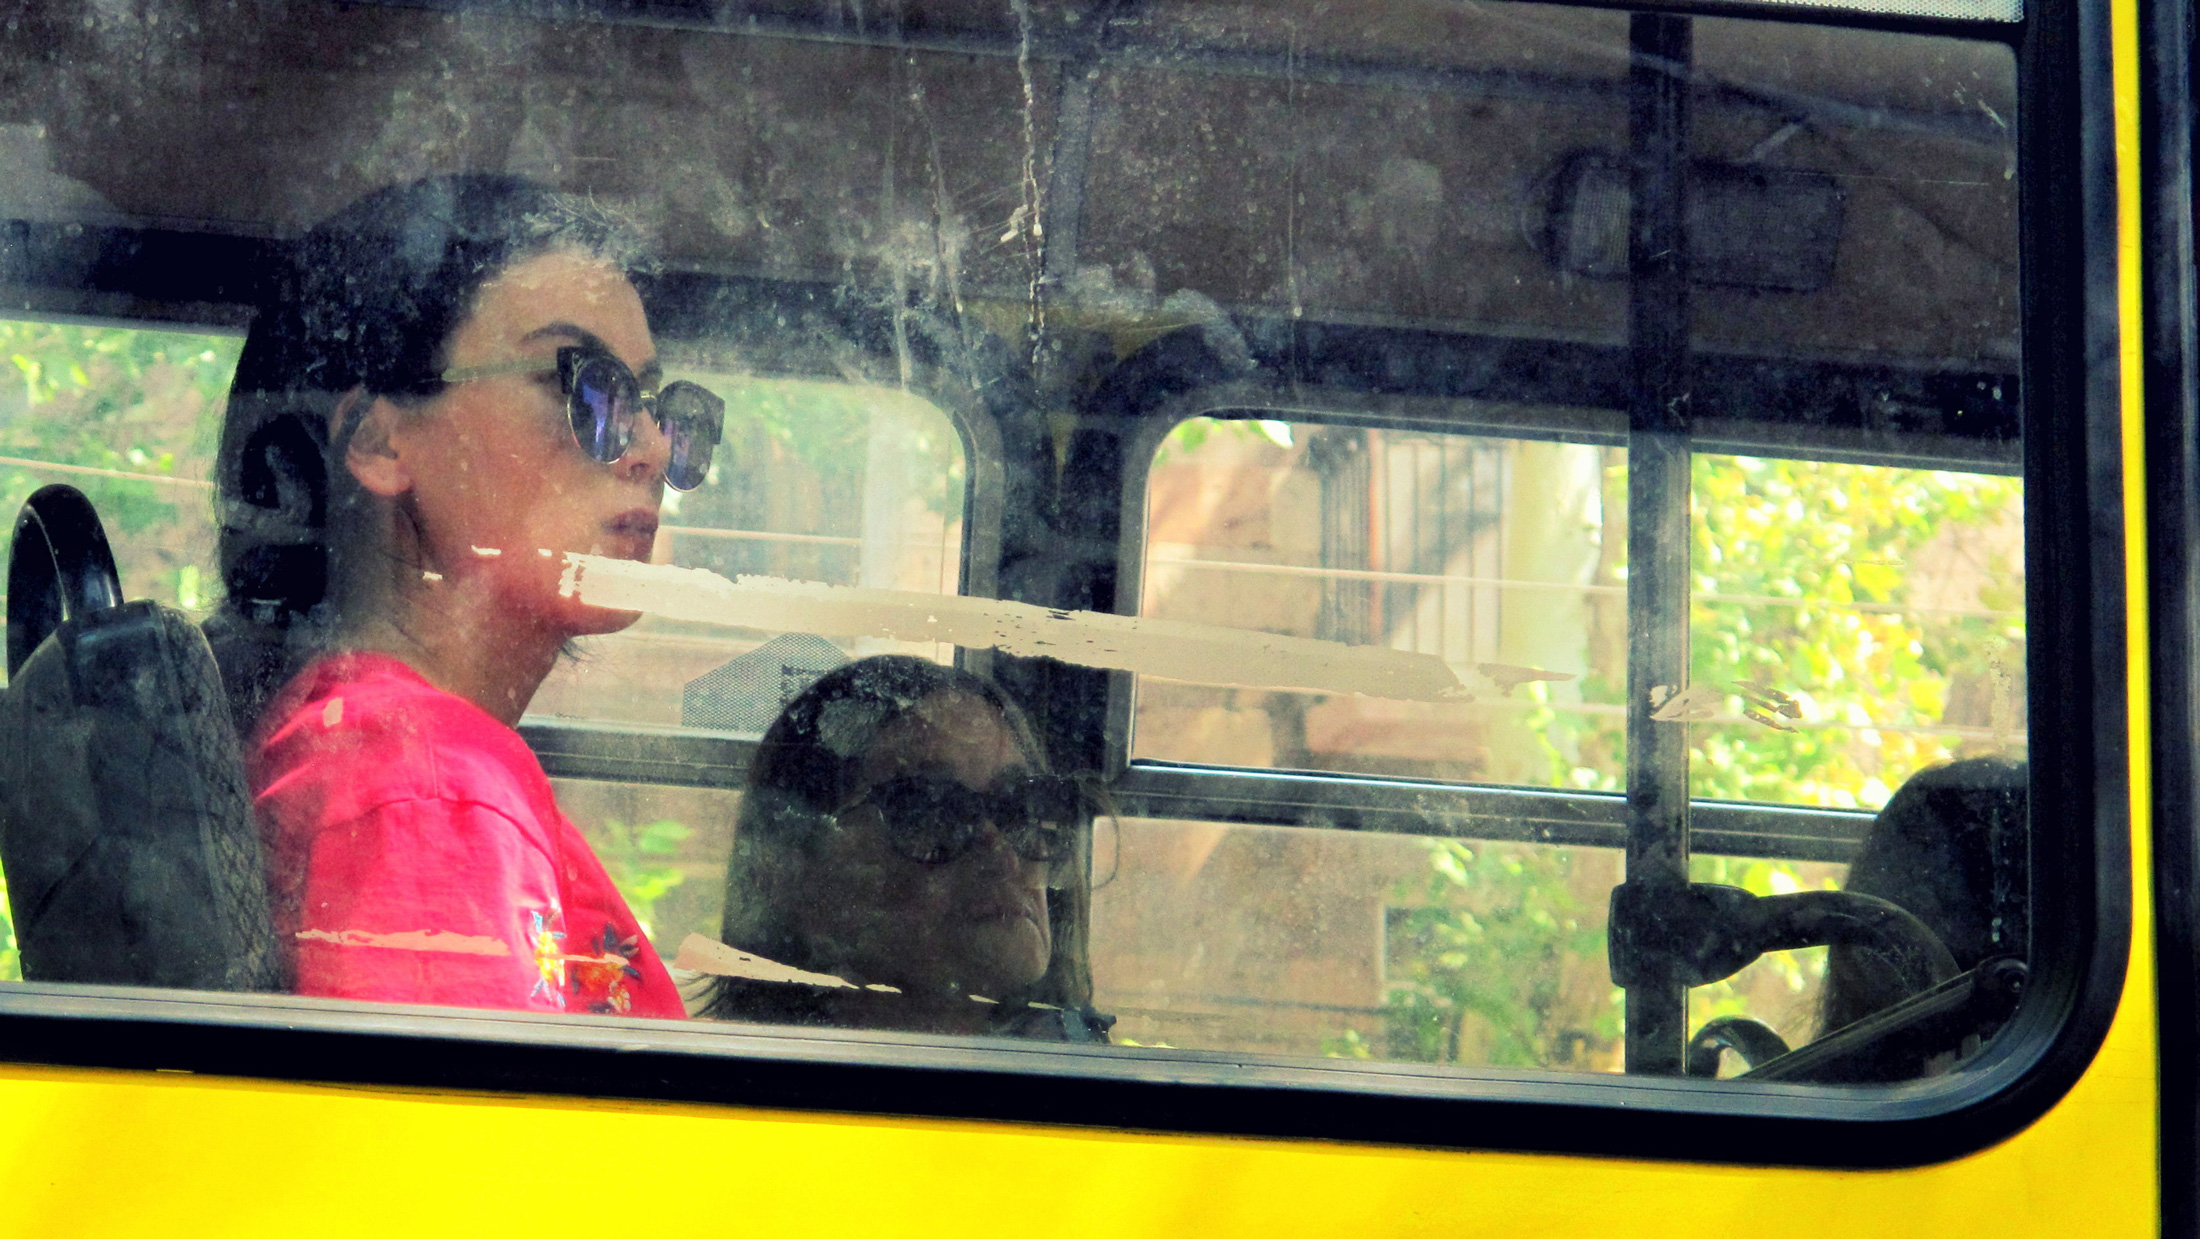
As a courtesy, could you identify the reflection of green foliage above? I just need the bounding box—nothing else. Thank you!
[0,874,17,983]
[1362,457,2021,1067]
[591,819,693,939]
[1521,454,2023,810]
[0,320,241,610]
[1519,678,1624,793]
[1154,415,1292,466]
[713,376,966,521]
[1487,455,2015,1065]
[0,321,237,982]
[1320,1027,1374,1059]
[1688,456,2023,809]
[1365,841,1613,1068]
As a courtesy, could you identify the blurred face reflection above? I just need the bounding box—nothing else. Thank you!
[791,690,1053,1000]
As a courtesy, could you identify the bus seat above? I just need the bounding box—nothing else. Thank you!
[0,484,283,991]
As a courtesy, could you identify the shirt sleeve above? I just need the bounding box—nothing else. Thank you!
[288,796,573,1014]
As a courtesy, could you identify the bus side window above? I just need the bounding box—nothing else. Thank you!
[1108,417,2026,1073]
[0,0,2096,1149]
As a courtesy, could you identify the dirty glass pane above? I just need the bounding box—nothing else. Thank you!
[0,318,241,984]
[1135,416,1628,789]
[527,376,967,728]
[1134,430,2026,809]
[1090,821,1854,1070]
[0,0,2037,1094]
[1689,24,2018,366]
[552,780,742,961]
[1684,455,2026,810]
[1093,819,1631,1066]
[0,319,238,621]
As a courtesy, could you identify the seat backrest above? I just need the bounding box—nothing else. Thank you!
[0,484,282,991]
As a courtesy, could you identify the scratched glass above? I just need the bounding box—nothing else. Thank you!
[1138,428,2027,812]
[525,373,970,730]
[0,0,2032,1091]
[1134,421,1634,792]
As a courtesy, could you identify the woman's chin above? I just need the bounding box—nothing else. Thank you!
[960,926,1051,996]
[564,600,644,636]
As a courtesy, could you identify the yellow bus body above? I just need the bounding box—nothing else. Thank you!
[0,961,2157,1237]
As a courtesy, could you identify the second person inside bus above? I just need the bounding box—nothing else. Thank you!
[697,655,1110,1041]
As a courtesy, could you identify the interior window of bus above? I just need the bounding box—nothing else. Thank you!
[0,0,2045,1099]
[1118,418,2020,1067]
[1103,12,2022,1077]
[1134,425,2025,806]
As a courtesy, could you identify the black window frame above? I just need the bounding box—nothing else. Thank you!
[0,0,2130,1169]
[2139,0,2196,1226]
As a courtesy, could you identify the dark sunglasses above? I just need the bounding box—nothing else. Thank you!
[843,771,1089,866]
[440,345,725,491]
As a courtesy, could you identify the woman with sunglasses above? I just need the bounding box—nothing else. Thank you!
[698,656,1111,1040]
[209,174,721,1018]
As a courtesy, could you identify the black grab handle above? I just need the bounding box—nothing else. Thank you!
[1610,881,1960,995]
[1685,1016,1793,1078]
[7,484,122,676]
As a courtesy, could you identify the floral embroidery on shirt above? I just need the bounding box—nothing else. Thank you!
[570,924,646,1014]
[527,907,568,1008]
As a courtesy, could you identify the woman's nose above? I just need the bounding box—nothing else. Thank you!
[617,399,674,483]
[967,818,1023,870]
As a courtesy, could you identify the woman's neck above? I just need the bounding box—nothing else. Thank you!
[340,577,564,727]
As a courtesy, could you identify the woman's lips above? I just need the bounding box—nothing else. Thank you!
[967,896,1045,929]
[601,510,660,559]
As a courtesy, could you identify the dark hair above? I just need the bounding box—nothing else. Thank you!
[703,655,1103,1037]
[1820,756,2028,1034]
[205,173,647,728]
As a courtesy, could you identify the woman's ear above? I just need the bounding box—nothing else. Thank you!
[342,394,414,498]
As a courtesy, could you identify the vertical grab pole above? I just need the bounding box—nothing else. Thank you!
[1622,10,1695,1076]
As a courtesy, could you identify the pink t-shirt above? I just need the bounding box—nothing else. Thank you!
[249,652,684,1020]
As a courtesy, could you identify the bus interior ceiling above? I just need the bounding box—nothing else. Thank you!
[0,0,2015,455]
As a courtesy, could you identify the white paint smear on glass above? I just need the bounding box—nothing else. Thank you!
[560,553,1573,702]
[296,927,510,956]
[674,933,862,989]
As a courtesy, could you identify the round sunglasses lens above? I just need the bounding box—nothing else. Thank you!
[894,816,977,865]
[571,357,637,463]
[1011,821,1072,864]
[658,384,721,491]
[1018,780,1087,863]
[867,779,963,864]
